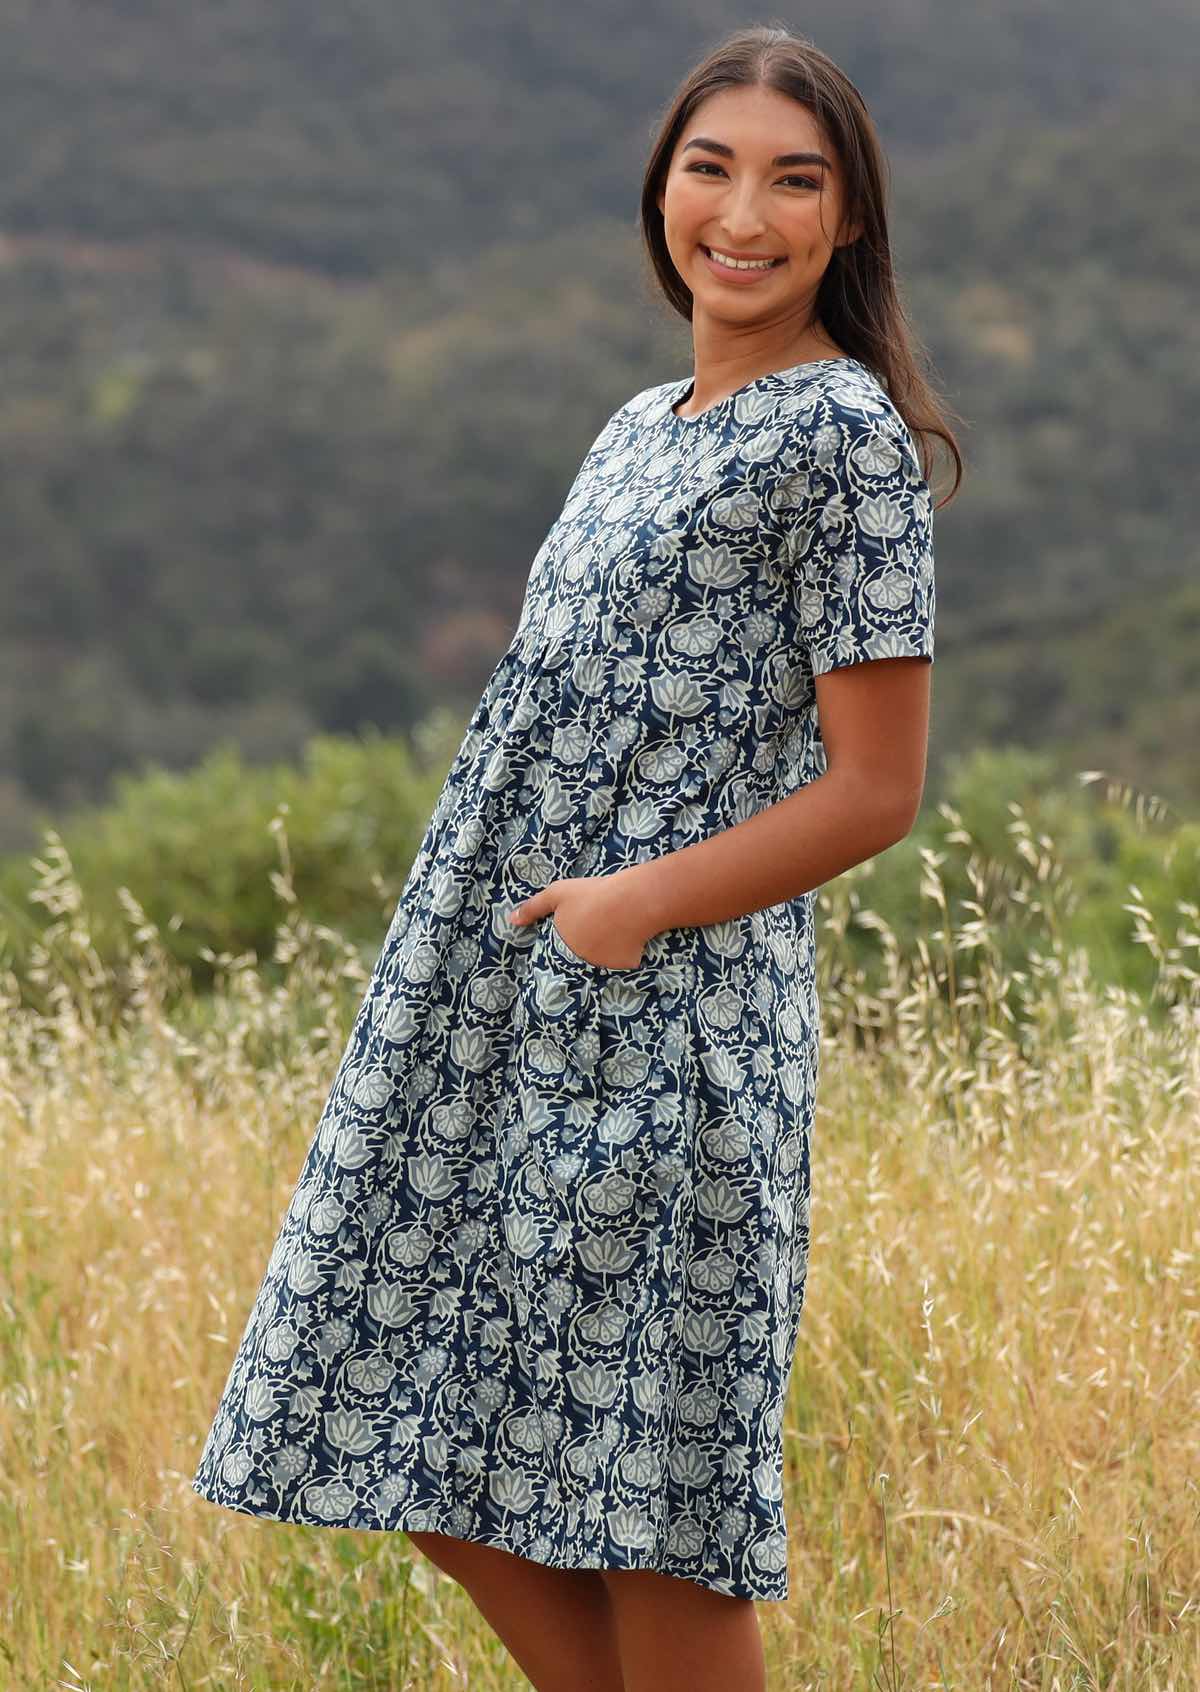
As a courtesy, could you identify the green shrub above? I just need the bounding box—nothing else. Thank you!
[0,712,465,990]
[825,744,1197,1022]
[1,727,1194,1022]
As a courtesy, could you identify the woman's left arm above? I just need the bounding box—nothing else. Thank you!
[621,652,932,936]
[626,393,939,937]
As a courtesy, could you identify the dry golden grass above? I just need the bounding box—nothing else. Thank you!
[1,793,1197,1689]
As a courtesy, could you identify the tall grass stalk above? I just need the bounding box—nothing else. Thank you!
[1,781,1197,1688]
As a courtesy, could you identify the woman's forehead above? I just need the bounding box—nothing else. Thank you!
[678,87,834,166]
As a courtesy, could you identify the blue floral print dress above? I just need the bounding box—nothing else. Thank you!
[191,354,936,1602]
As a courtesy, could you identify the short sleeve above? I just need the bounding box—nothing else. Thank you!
[769,400,936,678]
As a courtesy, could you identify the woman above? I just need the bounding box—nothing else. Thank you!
[192,24,963,1692]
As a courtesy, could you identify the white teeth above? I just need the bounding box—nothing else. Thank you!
[705,247,781,271]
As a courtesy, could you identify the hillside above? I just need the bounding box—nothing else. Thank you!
[2,0,1195,274]
[1,5,1197,846]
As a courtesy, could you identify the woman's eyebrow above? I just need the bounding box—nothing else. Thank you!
[681,137,832,170]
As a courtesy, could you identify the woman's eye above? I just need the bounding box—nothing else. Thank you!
[685,162,819,190]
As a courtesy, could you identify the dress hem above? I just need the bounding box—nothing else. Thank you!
[188,1475,788,1605]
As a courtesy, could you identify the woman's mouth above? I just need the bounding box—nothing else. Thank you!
[699,244,787,283]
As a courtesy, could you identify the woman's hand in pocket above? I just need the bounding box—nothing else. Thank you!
[507,874,652,970]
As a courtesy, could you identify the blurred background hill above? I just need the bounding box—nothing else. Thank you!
[2,0,1197,853]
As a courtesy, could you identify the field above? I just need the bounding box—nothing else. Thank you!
[2,805,1197,1690]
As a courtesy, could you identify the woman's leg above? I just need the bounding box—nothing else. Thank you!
[406,1531,625,1692]
[600,1567,766,1692]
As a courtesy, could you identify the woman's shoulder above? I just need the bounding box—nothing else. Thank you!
[621,379,681,419]
[582,382,675,452]
[778,356,900,428]
[774,358,920,474]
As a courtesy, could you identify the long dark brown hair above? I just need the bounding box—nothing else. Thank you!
[639,23,964,509]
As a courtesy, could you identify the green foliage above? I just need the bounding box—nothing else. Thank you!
[830,744,1198,1014]
[0,3,1197,844]
[0,730,1193,1021]
[0,715,466,988]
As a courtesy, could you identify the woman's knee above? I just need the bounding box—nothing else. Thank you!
[599,1566,751,1613]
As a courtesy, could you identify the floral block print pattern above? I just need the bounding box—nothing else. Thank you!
[191,355,935,1601]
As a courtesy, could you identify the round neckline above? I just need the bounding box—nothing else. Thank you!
[666,355,866,424]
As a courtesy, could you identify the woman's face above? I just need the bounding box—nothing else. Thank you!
[656,83,859,326]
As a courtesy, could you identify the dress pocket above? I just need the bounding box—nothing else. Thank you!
[547,914,685,987]
[499,913,700,1294]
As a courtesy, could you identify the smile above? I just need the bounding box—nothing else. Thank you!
[701,244,786,272]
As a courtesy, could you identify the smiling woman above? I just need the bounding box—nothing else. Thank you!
[642,45,965,488]
[660,96,854,340]
[190,23,963,1692]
